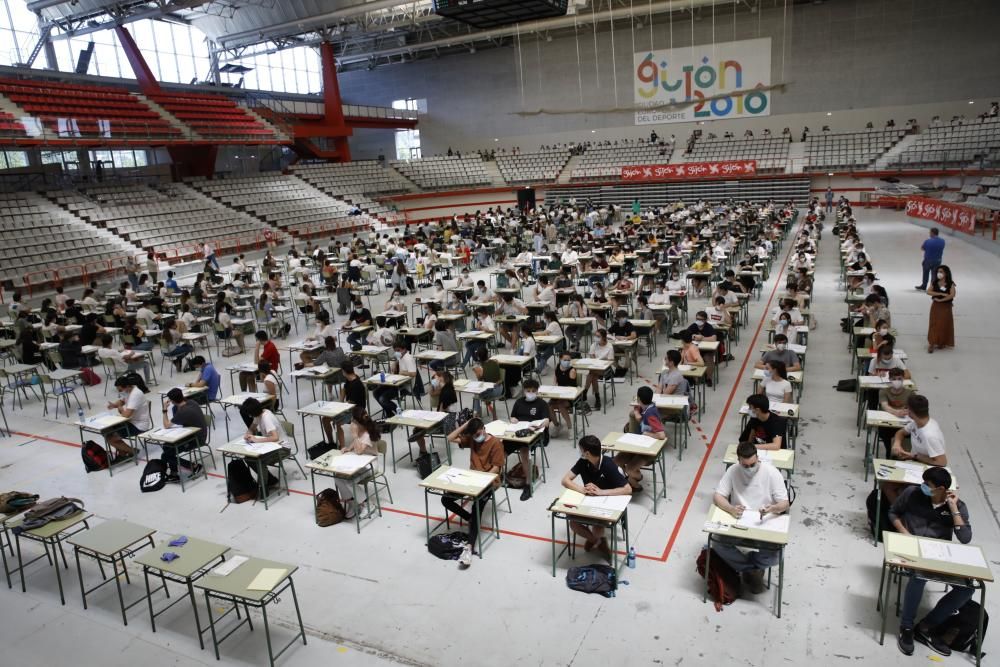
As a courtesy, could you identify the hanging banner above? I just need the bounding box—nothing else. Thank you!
[904,197,976,234]
[621,160,757,182]
[634,37,772,126]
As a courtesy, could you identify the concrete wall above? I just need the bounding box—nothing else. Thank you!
[340,0,1000,159]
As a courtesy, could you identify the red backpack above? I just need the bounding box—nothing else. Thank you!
[696,547,741,611]
[81,440,109,473]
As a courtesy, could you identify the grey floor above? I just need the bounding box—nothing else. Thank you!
[0,208,995,667]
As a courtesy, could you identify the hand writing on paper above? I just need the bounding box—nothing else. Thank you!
[730,504,746,519]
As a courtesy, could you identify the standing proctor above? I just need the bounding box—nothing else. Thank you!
[925,265,955,353]
[915,227,945,291]
[824,187,834,212]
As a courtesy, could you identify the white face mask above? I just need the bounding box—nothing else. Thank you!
[431,378,440,388]
[524,392,537,402]
[776,343,787,351]
[739,462,759,478]
[393,351,402,360]
[936,273,945,281]
[879,328,889,336]
[890,379,903,389]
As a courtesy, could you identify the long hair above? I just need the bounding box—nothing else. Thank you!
[933,265,954,292]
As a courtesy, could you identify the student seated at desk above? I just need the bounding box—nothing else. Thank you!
[758,360,793,403]
[706,296,732,329]
[561,435,632,562]
[215,302,246,355]
[769,299,804,327]
[445,417,505,569]
[239,361,280,427]
[471,347,504,420]
[98,333,151,382]
[240,330,280,391]
[105,374,153,462]
[534,311,564,376]
[890,467,972,657]
[303,336,346,374]
[689,255,713,297]
[608,309,637,341]
[461,306,495,369]
[876,368,912,458]
[319,361,367,449]
[498,294,528,348]
[431,320,459,370]
[858,293,891,329]
[161,387,208,482]
[335,406,381,519]
[373,339,417,418]
[186,356,221,404]
[619,385,666,491]
[685,312,717,386]
[867,342,910,380]
[657,349,691,398]
[122,316,153,352]
[871,319,891,351]
[583,328,615,411]
[755,333,801,372]
[739,394,787,451]
[473,280,494,302]
[549,351,578,438]
[412,369,457,456]
[344,298,373,350]
[384,288,406,314]
[889,394,946,470]
[508,378,551,501]
[711,441,790,594]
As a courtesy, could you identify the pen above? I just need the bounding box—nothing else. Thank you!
[731,525,749,531]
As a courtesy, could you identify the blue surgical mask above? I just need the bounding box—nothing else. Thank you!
[524,392,537,402]
[560,360,571,370]
[474,433,486,443]
[920,483,933,497]
[393,351,402,360]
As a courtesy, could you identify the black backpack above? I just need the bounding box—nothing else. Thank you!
[865,488,894,542]
[227,459,258,503]
[566,564,617,598]
[415,451,441,479]
[140,460,167,493]
[428,531,468,560]
[934,600,989,654]
[82,440,109,472]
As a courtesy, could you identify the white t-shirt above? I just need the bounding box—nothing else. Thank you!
[125,386,152,432]
[905,418,946,459]
[762,378,792,403]
[589,341,614,361]
[255,409,287,444]
[715,461,787,509]
[397,352,417,374]
[518,336,536,356]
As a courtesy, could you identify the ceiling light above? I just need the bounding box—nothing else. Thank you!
[494,138,498,142]
[968,100,975,104]
[591,130,596,133]
[827,172,833,176]
[826,112,832,116]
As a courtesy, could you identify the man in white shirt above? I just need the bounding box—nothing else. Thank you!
[203,242,219,270]
[891,394,946,466]
[712,441,790,593]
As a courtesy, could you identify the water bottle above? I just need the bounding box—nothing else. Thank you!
[379,371,386,383]
[77,407,85,422]
[627,546,636,569]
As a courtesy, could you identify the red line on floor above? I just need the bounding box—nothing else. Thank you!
[656,217,805,563]
[11,431,83,449]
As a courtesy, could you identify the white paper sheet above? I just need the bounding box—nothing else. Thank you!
[328,453,375,472]
[617,433,657,448]
[919,541,987,569]
[737,510,790,534]
[580,495,631,511]
[402,409,447,422]
[244,442,282,454]
[212,555,248,576]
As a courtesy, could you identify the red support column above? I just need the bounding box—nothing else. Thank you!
[319,41,351,162]
[114,25,161,95]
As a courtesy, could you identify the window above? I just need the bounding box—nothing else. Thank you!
[0,0,42,68]
[41,150,80,170]
[89,149,148,169]
[238,45,321,94]
[393,99,423,160]
[0,150,28,169]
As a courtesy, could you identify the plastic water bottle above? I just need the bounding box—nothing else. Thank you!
[379,371,386,383]
[627,547,636,569]
[77,407,84,422]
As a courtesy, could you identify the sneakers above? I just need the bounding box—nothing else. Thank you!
[914,624,952,657]
[459,544,472,568]
[914,285,926,291]
[595,538,613,563]
[190,463,203,477]
[897,627,915,656]
[743,569,766,594]
[519,486,532,502]
[164,473,181,484]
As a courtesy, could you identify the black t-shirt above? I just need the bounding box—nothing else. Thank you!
[739,413,788,448]
[609,321,635,338]
[80,322,99,346]
[343,376,366,406]
[170,401,209,445]
[437,383,457,411]
[555,365,575,387]
[351,308,372,326]
[511,397,550,422]
[571,455,628,490]
[687,320,717,338]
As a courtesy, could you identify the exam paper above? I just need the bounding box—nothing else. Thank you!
[402,409,446,421]
[328,453,375,472]
[886,533,920,558]
[212,555,248,576]
[247,568,287,591]
[617,433,657,448]
[737,510,790,534]
[919,541,987,569]
[581,495,631,511]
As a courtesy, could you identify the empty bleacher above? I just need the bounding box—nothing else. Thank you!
[0,191,135,289]
[53,183,278,256]
[291,160,410,197]
[0,78,181,141]
[391,155,490,189]
[146,91,283,143]
[0,111,27,138]
[189,173,371,238]
[804,129,905,171]
[685,135,789,172]
[495,148,571,184]
[570,141,672,180]
[889,117,1000,169]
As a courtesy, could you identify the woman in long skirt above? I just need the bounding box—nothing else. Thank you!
[926,264,955,353]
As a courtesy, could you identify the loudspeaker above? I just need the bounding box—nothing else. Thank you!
[517,188,536,212]
[75,42,95,74]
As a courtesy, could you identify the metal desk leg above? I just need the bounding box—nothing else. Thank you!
[204,590,220,660]
[261,600,275,667]
[878,564,894,645]
[776,547,784,619]
[702,534,712,604]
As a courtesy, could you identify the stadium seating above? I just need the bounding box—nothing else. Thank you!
[889,117,1000,168]
[146,91,283,143]
[0,78,181,141]
[804,129,905,171]
[391,155,490,189]
[0,191,135,289]
[291,160,410,196]
[54,183,278,257]
[188,173,366,237]
[495,148,571,184]
[685,135,789,172]
[570,141,672,180]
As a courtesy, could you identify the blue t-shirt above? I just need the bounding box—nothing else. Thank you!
[922,236,945,263]
[200,363,221,400]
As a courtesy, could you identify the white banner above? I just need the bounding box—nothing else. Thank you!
[634,37,772,126]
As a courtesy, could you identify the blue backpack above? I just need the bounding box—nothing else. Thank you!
[566,565,617,597]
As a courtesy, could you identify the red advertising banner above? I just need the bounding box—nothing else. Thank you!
[621,160,757,182]
[904,197,976,235]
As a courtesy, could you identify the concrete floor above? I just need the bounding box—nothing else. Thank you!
[0,208,995,667]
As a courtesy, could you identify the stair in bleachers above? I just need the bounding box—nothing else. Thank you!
[135,93,196,139]
[241,105,291,142]
[874,134,919,170]
[556,155,583,183]
[495,148,571,185]
[481,159,507,187]
[145,90,284,144]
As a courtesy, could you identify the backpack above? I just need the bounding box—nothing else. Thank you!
[835,378,858,393]
[0,491,39,515]
[227,459,258,503]
[865,488,894,542]
[696,547,741,611]
[139,460,167,493]
[307,440,335,461]
[315,488,345,527]
[81,440,109,472]
[15,497,85,533]
[428,531,468,560]
[415,451,441,479]
[506,462,539,489]
[933,600,989,655]
[566,564,617,598]
[80,367,101,386]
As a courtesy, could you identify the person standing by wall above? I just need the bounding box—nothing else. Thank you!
[824,187,834,212]
[915,227,945,291]
[925,265,955,354]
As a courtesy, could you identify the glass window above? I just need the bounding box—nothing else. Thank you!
[0,150,28,169]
